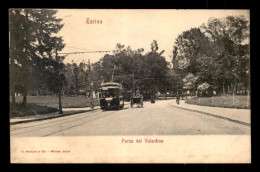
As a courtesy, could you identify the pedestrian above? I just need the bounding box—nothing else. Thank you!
[151,95,155,103]
[90,99,94,110]
[176,91,180,105]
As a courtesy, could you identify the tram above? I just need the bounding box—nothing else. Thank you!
[99,82,124,110]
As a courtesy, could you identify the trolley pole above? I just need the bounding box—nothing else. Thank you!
[111,65,115,82]
[132,72,135,95]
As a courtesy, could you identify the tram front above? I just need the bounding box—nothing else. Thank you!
[99,82,124,110]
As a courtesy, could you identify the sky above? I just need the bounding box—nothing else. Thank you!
[55,9,249,64]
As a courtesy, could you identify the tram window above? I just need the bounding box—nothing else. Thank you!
[101,88,119,97]
[113,89,119,97]
[101,90,107,98]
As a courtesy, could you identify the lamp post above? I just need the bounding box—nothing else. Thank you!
[90,82,94,110]
[55,47,63,115]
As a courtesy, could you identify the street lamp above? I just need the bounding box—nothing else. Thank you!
[90,82,94,110]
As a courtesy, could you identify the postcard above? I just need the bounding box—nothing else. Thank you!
[9,9,250,163]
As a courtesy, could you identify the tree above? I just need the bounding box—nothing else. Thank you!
[143,50,168,96]
[172,27,213,96]
[151,40,159,52]
[77,62,89,95]
[9,9,65,108]
[91,42,169,98]
[201,15,250,94]
[174,28,213,75]
[172,46,178,69]
[183,73,199,95]
[64,63,77,95]
[197,82,211,97]
[9,9,37,104]
[42,35,66,114]
[172,15,250,96]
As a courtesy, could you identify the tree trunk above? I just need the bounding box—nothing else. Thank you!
[23,95,26,104]
[9,28,15,103]
[9,33,15,103]
[10,60,16,103]
[232,91,235,106]
[58,91,63,114]
[22,89,27,107]
[235,83,238,94]
[232,83,235,106]
[223,81,225,95]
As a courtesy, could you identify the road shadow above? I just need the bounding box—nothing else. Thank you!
[101,107,130,112]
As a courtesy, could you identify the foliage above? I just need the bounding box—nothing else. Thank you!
[197,82,211,91]
[9,9,66,103]
[91,41,169,97]
[172,15,250,96]
[10,102,58,117]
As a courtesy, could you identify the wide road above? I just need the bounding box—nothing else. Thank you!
[10,100,250,137]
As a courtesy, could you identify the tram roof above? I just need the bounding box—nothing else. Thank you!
[101,82,122,87]
[100,82,122,89]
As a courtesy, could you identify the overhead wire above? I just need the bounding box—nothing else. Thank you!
[59,45,111,55]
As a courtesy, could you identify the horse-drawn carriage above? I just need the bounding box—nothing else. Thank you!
[130,94,143,108]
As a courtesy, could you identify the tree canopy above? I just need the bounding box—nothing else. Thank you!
[172,15,250,95]
[89,41,169,98]
[9,9,65,103]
